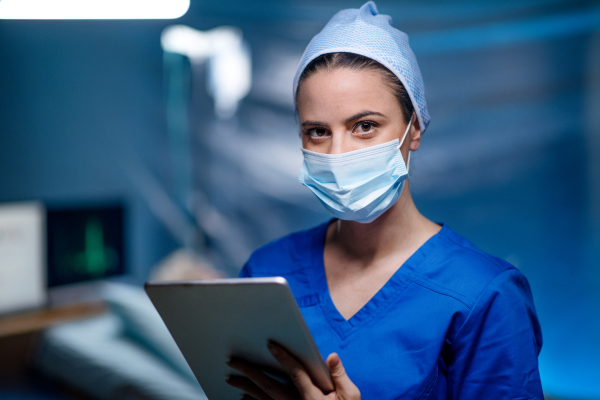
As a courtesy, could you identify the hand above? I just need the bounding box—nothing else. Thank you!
[225,342,361,400]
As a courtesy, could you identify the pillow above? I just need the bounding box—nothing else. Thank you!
[101,282,197,384]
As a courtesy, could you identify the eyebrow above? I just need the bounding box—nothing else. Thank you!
[344,111,386,124]
[301,120,328,128]
[300,111,387,128]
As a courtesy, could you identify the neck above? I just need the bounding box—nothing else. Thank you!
[326,183,436,262]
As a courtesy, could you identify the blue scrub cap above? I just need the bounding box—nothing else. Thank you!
[293,1,430,133]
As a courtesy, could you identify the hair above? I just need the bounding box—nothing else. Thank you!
[295,52,415,124]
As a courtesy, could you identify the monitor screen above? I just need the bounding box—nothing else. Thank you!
[47,204,125,287]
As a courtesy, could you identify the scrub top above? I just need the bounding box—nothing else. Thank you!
[240,221,544,400]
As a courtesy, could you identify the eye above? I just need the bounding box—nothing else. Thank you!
[307,127,329,138]
[359,122,373,132]
[353,121,378,135]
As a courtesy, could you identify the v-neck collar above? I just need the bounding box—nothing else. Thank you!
[309,220,446,340]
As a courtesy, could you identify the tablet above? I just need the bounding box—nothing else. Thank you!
[144,277,334,400]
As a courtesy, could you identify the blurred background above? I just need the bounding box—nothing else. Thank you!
[0,0,599,399]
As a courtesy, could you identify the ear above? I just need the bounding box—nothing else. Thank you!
[409,113,422,151]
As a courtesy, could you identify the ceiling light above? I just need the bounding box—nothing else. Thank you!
[0,0,190,20]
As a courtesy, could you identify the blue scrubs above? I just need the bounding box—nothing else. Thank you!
[240,221,544,399]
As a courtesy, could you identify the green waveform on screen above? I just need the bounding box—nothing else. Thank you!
[64,217,119,276]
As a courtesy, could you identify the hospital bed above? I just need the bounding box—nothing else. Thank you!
[34,283,207,400]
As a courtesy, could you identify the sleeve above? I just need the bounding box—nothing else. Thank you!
[447,268,544,400]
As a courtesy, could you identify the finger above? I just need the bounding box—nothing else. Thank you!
[268,342,323,398]
[227,359,291,400]
[326,353,360,398]
[226,375,273,400]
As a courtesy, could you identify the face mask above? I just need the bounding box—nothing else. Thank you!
[299,116,413,223]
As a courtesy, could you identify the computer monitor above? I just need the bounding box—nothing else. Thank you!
[46,204,126,287]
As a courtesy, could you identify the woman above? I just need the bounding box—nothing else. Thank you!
[226,2,544,399]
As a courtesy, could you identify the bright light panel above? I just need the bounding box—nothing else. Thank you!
[0,0,190,20]
[0,202,45,314]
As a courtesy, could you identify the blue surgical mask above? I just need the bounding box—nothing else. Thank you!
[299,116,413,223]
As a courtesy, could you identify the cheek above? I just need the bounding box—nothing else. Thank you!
[299,131,314,151]
[300,135,309,147]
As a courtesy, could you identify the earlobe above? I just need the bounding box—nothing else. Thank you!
[410,133,421,151]
[409,114,422,151]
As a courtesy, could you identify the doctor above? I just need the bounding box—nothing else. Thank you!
[227,2,544,399]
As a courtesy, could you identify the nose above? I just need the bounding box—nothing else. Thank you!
[327,128,351,154]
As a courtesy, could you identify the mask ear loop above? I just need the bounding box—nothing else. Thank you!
[397,114,414,173]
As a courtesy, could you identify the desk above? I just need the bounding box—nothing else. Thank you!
[0,302,106,400]
[0,302,105,339]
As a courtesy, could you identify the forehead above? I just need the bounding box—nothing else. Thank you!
[296,68,401,121]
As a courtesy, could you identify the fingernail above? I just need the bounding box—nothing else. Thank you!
[329,353,340,367]
[267,343,279,356]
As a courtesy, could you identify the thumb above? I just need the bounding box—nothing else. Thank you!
[326,353,360,398]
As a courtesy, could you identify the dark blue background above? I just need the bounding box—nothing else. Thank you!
[1,1,599,398]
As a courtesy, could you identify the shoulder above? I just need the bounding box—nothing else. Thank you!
[241,221,330,277]
[414,224,527,309]
[416,225,542,354]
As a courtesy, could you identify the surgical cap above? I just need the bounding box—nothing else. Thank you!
[293,1,430,133]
